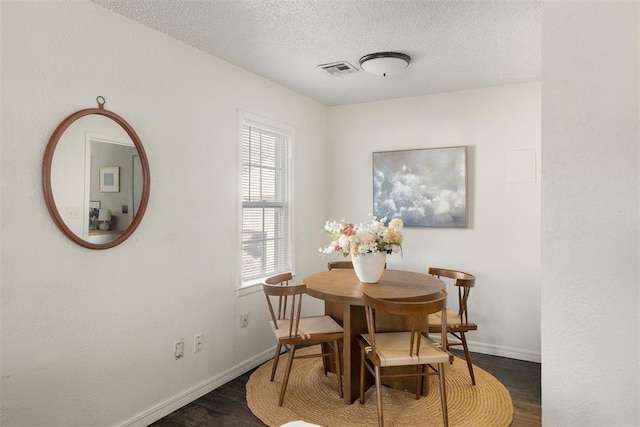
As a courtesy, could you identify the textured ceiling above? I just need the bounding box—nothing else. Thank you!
[91,0,541,106]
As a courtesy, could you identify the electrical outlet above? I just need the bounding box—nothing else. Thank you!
[66,207,81,220]
[193,333,202,353]
[174,340,184,359]
[240,312,249,328]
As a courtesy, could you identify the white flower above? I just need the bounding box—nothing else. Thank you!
[338,235,351,252]
[389,218,404,230]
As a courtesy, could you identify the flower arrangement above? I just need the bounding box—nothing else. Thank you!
[320,216,404,257]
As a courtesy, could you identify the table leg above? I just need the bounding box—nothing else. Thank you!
[343,303,368,404]
[325,301,371,404]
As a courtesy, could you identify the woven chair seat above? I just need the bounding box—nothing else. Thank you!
[361,332,449,367]
[270,316,343,340]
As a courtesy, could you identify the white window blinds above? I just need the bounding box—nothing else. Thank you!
[240,121,292,284]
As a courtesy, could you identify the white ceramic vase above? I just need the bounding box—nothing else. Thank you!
[352,252,387,283]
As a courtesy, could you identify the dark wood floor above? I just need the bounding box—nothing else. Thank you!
[151,350,541,427]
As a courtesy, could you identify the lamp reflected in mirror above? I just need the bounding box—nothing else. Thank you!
[98,209,112,231]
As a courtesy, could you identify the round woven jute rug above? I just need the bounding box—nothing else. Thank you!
[247,345,513,427]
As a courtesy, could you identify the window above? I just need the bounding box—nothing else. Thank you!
[239,113,293,287]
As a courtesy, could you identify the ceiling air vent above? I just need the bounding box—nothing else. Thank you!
[318,61,358,75]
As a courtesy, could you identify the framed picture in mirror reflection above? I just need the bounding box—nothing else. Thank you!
[99,166,120,193]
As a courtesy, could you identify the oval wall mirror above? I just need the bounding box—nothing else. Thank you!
[43,97,150,249]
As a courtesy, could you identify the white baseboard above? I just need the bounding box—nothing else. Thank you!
[467,340,541,363]
[120,347,275,427]
[432,334,541,363]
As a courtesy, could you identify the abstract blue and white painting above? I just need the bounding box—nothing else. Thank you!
[373,146,467,228]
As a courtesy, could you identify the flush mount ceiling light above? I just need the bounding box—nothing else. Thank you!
[359,52,411,77]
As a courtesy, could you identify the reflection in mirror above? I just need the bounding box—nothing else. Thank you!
[86,135,141,243]
[43,98,150,249]
[52,116,140,244]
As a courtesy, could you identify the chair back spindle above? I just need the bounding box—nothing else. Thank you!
[264,272,294,330]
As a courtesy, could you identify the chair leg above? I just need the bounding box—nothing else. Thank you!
[278,345,297,406]
[332,340,343,398]
[415,365,423,399]
[359,345,366,404]
[459,332,476,385]
[270,343,282,381]
[374,365,384,427]
[321,342,329,375]
[446,336,453,365]
[437,362,449,427]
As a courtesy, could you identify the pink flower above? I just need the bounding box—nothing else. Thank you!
[342,223,356,236]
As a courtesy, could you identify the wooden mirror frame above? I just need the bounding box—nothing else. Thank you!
[42,98,150,249]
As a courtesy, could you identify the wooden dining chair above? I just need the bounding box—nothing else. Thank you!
[428,267,478,385]
[357,290,450,427]
[327,260,386,270]
[327,261,354,270]
[263,272,344,406]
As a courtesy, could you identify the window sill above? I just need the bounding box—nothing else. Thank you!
[236,272,297,297]
[236,281,264,297]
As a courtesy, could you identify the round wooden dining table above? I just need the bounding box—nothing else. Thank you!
[303,269,445,404]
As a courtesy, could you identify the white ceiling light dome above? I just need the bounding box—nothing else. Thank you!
[359,52,411,77]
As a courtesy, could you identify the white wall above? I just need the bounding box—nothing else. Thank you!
[3,1,637,426]
[328,82,542,361]
[541,2,639,425]
[0,1,328,426]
